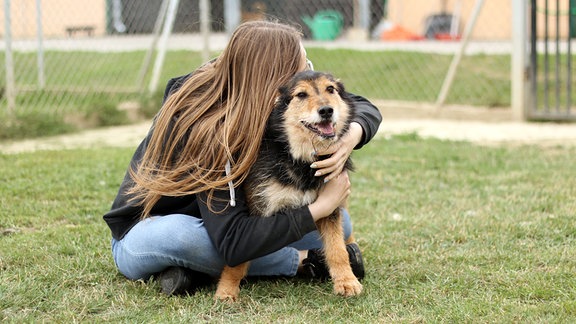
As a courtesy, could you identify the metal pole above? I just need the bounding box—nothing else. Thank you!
[529,0,538,117]
[435,0,485,108]
[544,0,549,111]
[200,0,211,62]
[568,0,573,114]
[554,0,560,113]
[137,0,170,92]
[511,0,528,121]
[359,0,370,29]
[35,0,45,89]
[353,0,360,28]
[554,0,560,112]
[224,0,240,35]
[148,0,180,94]
[4,0,16,113]
[112,0,126,33]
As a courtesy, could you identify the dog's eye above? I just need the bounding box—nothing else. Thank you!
[296,92,308,99]
[326,86,335,94]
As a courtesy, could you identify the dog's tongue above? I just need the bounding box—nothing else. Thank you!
[317,122,334,136]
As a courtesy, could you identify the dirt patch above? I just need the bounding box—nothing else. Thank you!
[375,103,576,147]
[1,105,576,154]
[0,122,151,154]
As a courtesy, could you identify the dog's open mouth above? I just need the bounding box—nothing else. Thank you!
[302,121,336,138]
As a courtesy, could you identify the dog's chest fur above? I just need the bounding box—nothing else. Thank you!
[244,139,325,217]
[243,71,353,218]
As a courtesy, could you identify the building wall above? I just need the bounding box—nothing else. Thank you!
[1,0,572,40]
[534,0,573,38]
[386,0,513,40]
[387,0,574,40]
[1,0,106,38]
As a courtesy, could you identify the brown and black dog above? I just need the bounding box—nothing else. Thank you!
[215,70,363,301]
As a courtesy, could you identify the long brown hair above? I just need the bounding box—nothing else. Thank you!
[128,20,305,218]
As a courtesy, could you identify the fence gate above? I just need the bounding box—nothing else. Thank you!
[528,0,576,121]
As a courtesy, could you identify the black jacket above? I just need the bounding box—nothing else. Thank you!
[103,73,382,267]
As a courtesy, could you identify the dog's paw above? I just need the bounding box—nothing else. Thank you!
[214,287,240,302]
[333,277,363,297]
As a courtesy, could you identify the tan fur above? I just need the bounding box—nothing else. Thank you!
[284,77,351,162]
[316,211,362,296]
[214,74,362,301]
[214,264,249,301]
[248,180,318,217]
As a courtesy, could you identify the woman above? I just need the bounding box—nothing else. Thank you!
[103,20,382,296]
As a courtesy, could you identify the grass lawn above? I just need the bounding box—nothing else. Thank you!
[1,135,576,322]
[0,48,511,113]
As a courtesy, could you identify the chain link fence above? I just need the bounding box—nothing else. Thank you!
[1,0,517,139]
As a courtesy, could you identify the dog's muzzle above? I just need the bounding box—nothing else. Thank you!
[302,107,337,138]
[318,106,333,119]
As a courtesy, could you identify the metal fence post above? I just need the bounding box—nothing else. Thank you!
[0,1,548,122]
[200,0,211,62]
[3,0,16,114]
[571,0,576,38]
[148,0,179,94]
[224,0,240,35]
[35,0,45,89]
[435,0,484,109]
[511,0,528,121]
[137,0,169,93]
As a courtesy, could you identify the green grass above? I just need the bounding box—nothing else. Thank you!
[308,49,511,107]
[1,135,576,322]
[1,49,513,140]
[531,54,576,114]
[0,49,511,112]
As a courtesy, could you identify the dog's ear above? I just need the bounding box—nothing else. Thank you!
[334,79,350,102]
[335,79,346,94]
[277,85,293,106]
[278,85,289,96]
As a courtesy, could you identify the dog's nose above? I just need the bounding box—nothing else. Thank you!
[318,106,333,119]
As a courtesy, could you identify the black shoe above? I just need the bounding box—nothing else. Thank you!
[157,266,211,296]
[301,242,365,280]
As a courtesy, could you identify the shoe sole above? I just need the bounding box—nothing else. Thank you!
[159,267,187,296]
[346,243,365,280]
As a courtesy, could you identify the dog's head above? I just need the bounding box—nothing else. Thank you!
[273,70,353,162]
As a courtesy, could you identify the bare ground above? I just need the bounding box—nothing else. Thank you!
[1,105,576,154]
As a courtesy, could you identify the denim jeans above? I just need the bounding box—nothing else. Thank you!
[111,210,352,280]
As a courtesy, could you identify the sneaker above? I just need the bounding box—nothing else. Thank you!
[301,242,365,280]
[157,266,211,296]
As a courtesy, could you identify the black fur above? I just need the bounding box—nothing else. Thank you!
[245,71,355,216]
[213,71,364,301]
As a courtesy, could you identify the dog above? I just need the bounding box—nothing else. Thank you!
[214,70,363,301]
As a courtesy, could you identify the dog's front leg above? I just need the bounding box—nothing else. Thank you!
[316,211,363,297]
[214,262,250,301]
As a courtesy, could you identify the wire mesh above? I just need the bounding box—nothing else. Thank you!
[1,0,520,131]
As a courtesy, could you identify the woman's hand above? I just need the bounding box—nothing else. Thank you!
[310,122,363,182]
[308,171,351,221]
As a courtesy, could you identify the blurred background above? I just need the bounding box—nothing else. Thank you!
[0,0,575,139]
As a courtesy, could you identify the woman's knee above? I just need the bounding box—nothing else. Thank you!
[341,208,353,239]
[112,214,223,279]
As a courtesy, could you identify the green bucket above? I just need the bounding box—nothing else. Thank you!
[303,10,344,41]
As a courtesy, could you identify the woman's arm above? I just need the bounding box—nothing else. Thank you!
[198,171,351,267]
[348,94,383,149]
[198,187,316,267]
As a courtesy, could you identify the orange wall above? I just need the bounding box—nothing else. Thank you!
[2,1,572,40]
[386,0,512,40]
[0,0,106,38]
[534,0,573,38]
[387,0,573,40]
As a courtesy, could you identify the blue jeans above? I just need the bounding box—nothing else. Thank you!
[111,210,353,280]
